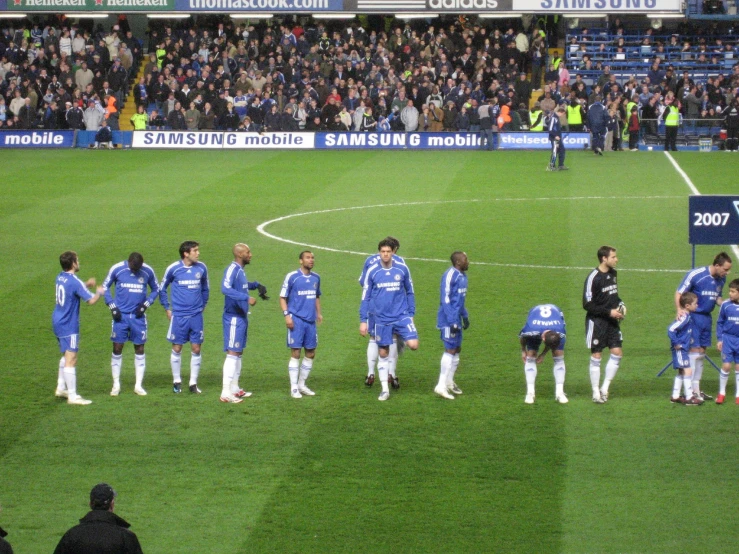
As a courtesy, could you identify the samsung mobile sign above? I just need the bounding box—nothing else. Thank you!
[512,0,681,11]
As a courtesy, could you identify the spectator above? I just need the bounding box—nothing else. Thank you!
[167,101,186,130]
[401,99,419,131]
[53,483,142,554]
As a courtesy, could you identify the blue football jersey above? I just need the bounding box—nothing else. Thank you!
[677,267,726,314]
[519,304,566,338]
[280,269,321,322]
[437,266,468,328]
[667,313,692,350]
[52,271,95,336]
[102,261,159,313]
[222,262,254,317]
[358,253,406,286]
[717,301,739,341]
[360,261,415,324]
[159,261,209,316]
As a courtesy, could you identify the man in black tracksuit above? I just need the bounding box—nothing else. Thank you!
[724,97,739,151]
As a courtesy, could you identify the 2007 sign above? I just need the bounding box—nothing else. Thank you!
[693,212,730,226]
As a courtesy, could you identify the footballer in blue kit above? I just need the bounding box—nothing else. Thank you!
[219,243,268,404]
[52,251,104,405]
[716,279,739,404]
[358,236,405,389]
[519,304,568,404]
[159,241,210,394]
[360,238,418,401]
[434,252,469,400]
[674,251,732,400]
[667,292,701,405]
[102,252,159,397]
[280,251,322,398]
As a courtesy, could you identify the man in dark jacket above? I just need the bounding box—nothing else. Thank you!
[587,95,608,155]
[54,483,143,554]
[0,523,12,554]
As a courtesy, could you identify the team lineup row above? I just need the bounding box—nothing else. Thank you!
[50,241,738,405]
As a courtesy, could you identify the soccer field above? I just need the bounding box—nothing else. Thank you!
[1,149,738,553]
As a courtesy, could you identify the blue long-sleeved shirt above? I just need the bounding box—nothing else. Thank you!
[222,261,260,317]
[437,266,468,328]
[360,261,415,324]
[667,313,692,350]
[159,260,209,316]
[717,300,739,341]
[102,261,159,313]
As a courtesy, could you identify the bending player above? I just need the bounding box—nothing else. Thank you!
[102,252,160,397]
[359,238,418,401]
[716,279,739,404]
[519,304,568,404]
[435,251,469,400]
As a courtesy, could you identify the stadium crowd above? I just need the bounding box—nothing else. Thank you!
[1,16,739,142]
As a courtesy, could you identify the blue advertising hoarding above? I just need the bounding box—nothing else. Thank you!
[0,130,74,148]
[174,0,342,11]
[688,195,739,245]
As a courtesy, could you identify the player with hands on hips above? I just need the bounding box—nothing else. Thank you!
[716,279,739,404]
[519,304,568,404]
[280,251,322,398]
[435,251,469,400]
[102,252,159,397]
[52,251,105,405]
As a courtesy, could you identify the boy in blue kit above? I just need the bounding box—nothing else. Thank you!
[668,292,702,405]
[280,251,322,399]
[519,304,568,404]
[360,238,418,401]
[435,251,469,400]
[52,251,105,405]
[160,241,209,394]
[716,279,739,404]
[102,252,160,397]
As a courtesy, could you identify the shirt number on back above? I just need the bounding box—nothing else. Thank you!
[539,306,552,318]
[56,284,65,307]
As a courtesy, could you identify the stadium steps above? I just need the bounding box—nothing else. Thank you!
[119,58,148,131]
[527,48,562,111]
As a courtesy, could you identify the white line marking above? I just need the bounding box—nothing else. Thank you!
[255,197,687,273]
[665,152,739,260]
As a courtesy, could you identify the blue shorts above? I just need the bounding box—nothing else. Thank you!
[440,326,463,350]
[287,316,317,350]
[721,335,739,364]
[524,335,567,353]
[167,313,204,345]
[56,334,79,353]
[672,347,691,369]
[690,313,713,348]
[111,313,147,344]
[373,317,418,348]
[223,314,247,353]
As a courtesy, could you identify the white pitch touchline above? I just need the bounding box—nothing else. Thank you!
[255,197,687,273]
[665,152,739,260]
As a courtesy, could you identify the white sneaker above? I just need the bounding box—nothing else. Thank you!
[55,388,68,398]
[134,386,147,396]
[219,395,243,404]
[378,391,389,401]
[448,382,463,395]
[525,392,535,404]
[68,395,92,405]
[291,388,302,399]
[298,385,315,396]
[435,385,455,399]
[556,393,569,404]
[110,384,120,396]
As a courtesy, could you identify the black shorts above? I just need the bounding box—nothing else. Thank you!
[585,317,622,353]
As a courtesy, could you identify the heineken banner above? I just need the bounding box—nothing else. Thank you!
[8,0,173,10]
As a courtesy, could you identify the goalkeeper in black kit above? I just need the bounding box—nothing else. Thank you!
[583,245,625,403]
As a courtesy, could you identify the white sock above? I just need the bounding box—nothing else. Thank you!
[735,371,739,398]
[438,352,453,388]
[525,357,537,395]
[190,353,201,386]
[719,370,729,396]
[222,355,238,397]
[683,372,694,397]
[171,350,182,383]
[299,357,313,387]
[378,356,389,393]
[288,357,299,387]
[111,354,122,384]
[367,340,378,377]
[589,356,602,395]
[231,356,242,394]
[553,356,565,397]
[57,357,66,390]
[63,367,77,397]
[672,374,683,399]
[602,354,621,394]
[388,340,398,378]
[448,354,460,387]
[134,354,145,388]
[690,353,705,394]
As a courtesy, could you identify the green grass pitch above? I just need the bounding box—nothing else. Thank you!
[1,149,738,553]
